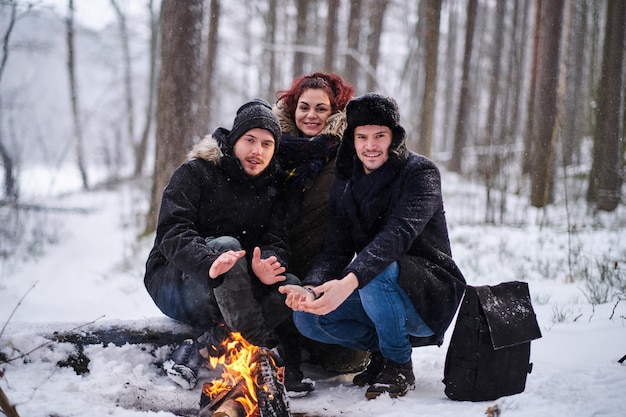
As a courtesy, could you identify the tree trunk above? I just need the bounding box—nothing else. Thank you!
[0,0,18,201]
[587,0,625,211]
[198,0,220,138]
[145,0,203,234]
[134,0,158,178]
[365,0,389,92]
[324,0,339,72]
[441,2,458,153]
[522,0,542,176]
[448,0,477,174]
[66,0,89,190]
[417,0,441,157]
[344,0,362,88]
[482,0,506,223]
[264,0,278,101]
[110,0,134,182]
[530,0,564,208]
[561,0,587,167]
[293,0,308,78]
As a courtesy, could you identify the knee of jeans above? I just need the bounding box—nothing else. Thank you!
[205,236,242,252]
[293,311,316,338]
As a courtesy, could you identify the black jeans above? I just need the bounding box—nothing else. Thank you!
[145,236,300,346]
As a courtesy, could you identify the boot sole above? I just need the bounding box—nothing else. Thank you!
[365,383,415,400]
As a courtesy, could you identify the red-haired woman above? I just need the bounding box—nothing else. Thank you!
[274,72,354,278]
[273,73,369,396]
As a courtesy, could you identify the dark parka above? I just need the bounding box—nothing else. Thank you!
[144,129,289,293]
[303,127,466,347]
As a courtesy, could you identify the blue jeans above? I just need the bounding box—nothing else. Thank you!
[293,262,433,364]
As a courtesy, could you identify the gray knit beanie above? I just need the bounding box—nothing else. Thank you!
[227,98,281,151]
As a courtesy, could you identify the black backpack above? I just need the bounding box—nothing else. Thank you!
[443,281,542,401]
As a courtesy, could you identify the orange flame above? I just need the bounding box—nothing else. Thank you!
[202,332,273,417]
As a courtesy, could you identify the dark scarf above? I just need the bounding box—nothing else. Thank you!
[345,162,401,244]
[277,133,340,195]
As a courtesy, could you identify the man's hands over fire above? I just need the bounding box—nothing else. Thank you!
[279,272,359,315]
[209,249,246,279]
[251,247,286,285]
[208,247,286,286]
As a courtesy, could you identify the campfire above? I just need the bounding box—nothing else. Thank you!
[198,332,292,417]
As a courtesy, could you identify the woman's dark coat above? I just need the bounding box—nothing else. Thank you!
[273,104,347,278]
[144,130,289,290]
[303,130,466,347]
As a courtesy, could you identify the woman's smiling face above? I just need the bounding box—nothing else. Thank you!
[295,88,332,137]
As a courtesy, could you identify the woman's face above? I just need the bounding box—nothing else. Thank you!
[233,128,275,177]
[295,88,332,137]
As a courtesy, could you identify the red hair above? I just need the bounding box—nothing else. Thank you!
[276,72,354,118]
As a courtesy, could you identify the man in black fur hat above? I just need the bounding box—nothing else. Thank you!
[280,93,466,399]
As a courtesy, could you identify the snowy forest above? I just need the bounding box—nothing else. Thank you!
[1,0,624,226]
[0,1,625,416]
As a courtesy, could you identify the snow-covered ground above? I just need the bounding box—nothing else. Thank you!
[1,168,625,417]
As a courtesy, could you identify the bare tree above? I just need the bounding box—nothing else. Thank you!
[0,0,18,201]
[417,0,441,157]
[448,0,477,174]
[441,2,459,152]
[530,0,564,208]
[198,0,220,138]
[264,0,277,101]
[561,0,587,167]
[293,0,308,78]
[145,0,203,233]
[344,0,362,87]
[522,0,542,176]
[324,0,339,72]
[365,0,389,92]
[110,0,134,179]
[66,0,89,190]
[134,0,159,178]
[482,0,506,223]
[587,0,625,212]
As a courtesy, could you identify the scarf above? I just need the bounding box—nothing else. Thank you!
[277,133,340,195]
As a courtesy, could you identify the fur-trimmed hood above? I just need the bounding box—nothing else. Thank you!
[187,127,230,164]
[273,101,347,139]
[187,135,222,163]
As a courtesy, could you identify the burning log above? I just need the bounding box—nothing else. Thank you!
[198,332,291,417]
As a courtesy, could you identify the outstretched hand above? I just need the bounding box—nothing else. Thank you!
[209,250,246,279]
[251,247,286,285]
[279,272,359,315]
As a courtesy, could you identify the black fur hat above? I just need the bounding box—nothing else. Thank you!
[226,98,281,152]
[335,93,407,180]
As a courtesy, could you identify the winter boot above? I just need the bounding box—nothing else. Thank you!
[352,351,384,386]
[283,366,315,398]
[163,339,206,390]
[196,324,231,358]
[365,358,415,399]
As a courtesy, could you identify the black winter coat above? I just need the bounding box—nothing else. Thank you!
[144,133,289,289]
[304,151,466,347]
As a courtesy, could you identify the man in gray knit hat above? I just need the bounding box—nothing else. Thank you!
[281,93,466,399]
[145,98,314,396]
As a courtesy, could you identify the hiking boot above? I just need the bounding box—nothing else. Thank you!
[365,358,415,399]
[196,325,231,358]
[352,351,384,387]
[163,339,206,390]
[283,366,315,398]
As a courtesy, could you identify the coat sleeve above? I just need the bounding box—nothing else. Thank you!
[154,163,218,284]
[343,159,443,287]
